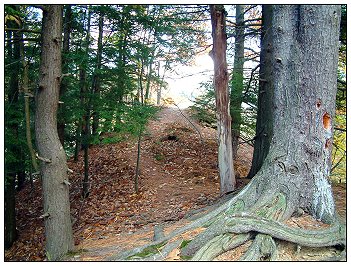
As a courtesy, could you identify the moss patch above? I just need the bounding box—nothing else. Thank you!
[180,239,192,249]
[127,241,167,260]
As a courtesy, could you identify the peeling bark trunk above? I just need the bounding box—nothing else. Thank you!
[210,5,236,195]
[35,5,74,260]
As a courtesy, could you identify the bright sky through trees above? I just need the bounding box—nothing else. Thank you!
[165,53,213,108]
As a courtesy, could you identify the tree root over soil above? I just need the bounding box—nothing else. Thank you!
[107,174,346,261]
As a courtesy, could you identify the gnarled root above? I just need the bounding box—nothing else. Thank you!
[108,177,346,261]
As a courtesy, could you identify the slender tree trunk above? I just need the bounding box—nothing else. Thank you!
[82,110,90,198]
[35,5,74,260]
[58,4,72,146]
[230,4,245,159]
[5,40,18,243]
[210,5,236,195]
[138,60,145,104]
[23,62,39,173]
[247,5,274,178]
[145,51,155,101]
[74,66,86,162]
[74,120,82,162]
[5,8,23,248]
[134,126,142,194]
[20,21,38,174]
[92,13,104,136]
[116,17,128,103]
[145,60,152,101]
[81,7,91,198]
[15,29,27,192]
[4,171,17,249]
[156,60,167,106]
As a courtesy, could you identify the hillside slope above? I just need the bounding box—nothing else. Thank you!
[5,107,345,261]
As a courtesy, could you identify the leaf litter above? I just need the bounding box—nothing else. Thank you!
[5,107,346,261]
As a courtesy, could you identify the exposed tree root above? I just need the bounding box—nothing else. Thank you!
[107,176,346,261]
[223,213,345,247]
[239,234,277,261]
[126,239,183,261]
[192,233,252,261]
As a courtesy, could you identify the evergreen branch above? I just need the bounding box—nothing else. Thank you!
[5,28,41,34]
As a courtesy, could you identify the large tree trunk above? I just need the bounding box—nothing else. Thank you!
[111,5,344,262]
[247,5,274,178]
[35,5,74,260]
[210,5,236,195]
[258,5,341,222]
[230,5,245,159]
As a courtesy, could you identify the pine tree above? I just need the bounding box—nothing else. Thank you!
[35,5,74,260]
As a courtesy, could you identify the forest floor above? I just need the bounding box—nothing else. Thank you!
[5,107,346,261]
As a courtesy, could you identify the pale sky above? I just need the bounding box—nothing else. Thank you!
[163,53,214,109]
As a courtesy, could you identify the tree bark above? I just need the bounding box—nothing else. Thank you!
[156,60,168,106]
[5,6,23,248]
[4,172,17,249]
[247,5,274,178]
[58,4,72,146]
[92,12,104,136]
[35,5,74,260]
[210,5,236,195]
[82,7,92,198]
[145,59,153,101]
[263,5,341,222]
[230,5,245,159]
[23,62,39,173]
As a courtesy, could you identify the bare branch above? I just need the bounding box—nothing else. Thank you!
[39,212,50,219]
[36,153,52,163]
[63,180,71,186]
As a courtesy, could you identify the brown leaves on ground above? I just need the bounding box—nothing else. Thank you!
[5,107,346,261]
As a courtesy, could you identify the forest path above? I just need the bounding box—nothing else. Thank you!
[5,107,345,261]
[68,106,254,260]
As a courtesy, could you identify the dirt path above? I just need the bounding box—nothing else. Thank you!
[69,107,254,260]
[5,107,345,261]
